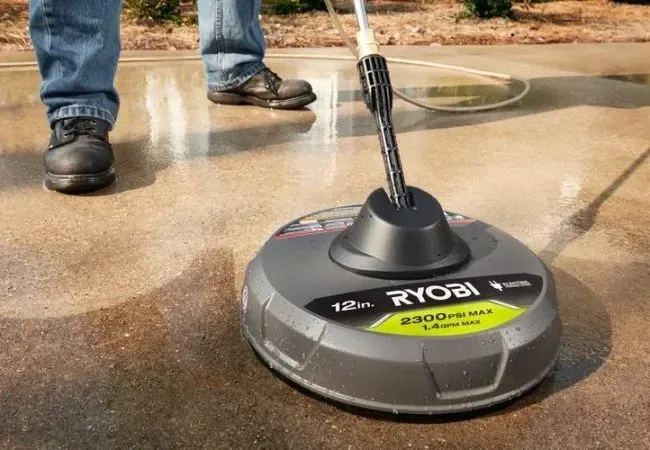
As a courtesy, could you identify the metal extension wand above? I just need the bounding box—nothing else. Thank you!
[353,0,411,210]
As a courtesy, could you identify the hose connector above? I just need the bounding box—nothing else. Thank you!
[356,29,380,59]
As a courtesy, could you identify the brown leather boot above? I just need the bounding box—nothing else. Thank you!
[207,68,317,110]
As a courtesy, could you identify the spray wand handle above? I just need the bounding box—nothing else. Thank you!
[353,1,411,210]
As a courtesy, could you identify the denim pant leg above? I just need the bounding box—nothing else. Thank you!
[29,0,121,128]
[198,0,267,91]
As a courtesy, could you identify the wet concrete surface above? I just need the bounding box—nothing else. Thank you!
[1,43,649,448]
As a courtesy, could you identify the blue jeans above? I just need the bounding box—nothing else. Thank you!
[28,0,266,128]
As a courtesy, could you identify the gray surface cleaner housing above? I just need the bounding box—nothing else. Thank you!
[239,0,562,415]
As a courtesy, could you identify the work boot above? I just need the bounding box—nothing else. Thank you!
[43,117,116,194]
[207,67,317,110]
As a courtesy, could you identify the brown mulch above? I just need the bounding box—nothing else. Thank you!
[1,0,649,52]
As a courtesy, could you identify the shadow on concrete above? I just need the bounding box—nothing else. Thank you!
[535,147,649,388]
[538,147,650,264]
[369,72,650,135]
[601,73,650,85]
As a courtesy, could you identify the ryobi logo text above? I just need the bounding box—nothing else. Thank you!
[385,282,480,307]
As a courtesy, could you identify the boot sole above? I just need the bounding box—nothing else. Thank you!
[44,168,116,194]
[207,91,317,110]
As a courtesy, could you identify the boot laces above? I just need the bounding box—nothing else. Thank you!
[62,118,98,138]
[262,69,282,95]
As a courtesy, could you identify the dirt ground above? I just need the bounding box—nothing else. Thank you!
[0,0,649,52]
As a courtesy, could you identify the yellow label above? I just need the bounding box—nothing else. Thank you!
[365,300,526,337]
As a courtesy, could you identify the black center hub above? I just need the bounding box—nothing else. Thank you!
[329,186,471,279]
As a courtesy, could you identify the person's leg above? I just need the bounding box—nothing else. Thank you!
[29,0,121,193]
[198,0,316,109]
[30,0,121,127]
[198,0,265,91]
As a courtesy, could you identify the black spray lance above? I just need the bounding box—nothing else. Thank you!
[353,0,412,210]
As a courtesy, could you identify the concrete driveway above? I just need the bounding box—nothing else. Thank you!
[1,43,648,449]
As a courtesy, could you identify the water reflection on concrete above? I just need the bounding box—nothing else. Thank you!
[396,79,520,107]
